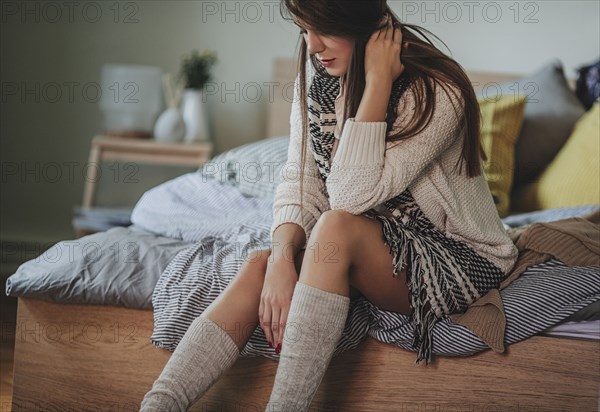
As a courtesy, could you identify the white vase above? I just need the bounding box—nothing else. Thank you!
[181,89,210,143]
[154,107,186,142]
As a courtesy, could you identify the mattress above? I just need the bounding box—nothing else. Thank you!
[5,172,599,359]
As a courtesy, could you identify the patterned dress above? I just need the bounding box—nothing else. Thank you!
[307,73,507,365]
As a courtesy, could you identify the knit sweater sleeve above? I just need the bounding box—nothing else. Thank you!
[270,72,330,247]
[326,82,466,215]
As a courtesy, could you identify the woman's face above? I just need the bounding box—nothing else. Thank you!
[295,19,355,76]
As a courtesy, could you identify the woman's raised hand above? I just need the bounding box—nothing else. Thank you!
[365,14,408,86]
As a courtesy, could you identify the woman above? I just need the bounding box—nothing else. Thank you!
[141,0,518,411]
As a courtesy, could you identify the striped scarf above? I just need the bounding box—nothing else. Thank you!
[306,72,506,365]
[306,73,408,181]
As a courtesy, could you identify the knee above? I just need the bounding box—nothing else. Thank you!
[310,210,358,242]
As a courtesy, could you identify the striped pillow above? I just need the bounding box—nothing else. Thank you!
[199,135,290,199]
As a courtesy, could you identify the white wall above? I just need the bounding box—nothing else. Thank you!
[1,0,598,244]
[395,0,599,75]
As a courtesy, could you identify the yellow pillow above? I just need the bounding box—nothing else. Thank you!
[478,94,528,217]
[514,101,600,211]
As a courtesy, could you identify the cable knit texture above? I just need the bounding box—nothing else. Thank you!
[140,315,240,411]
[270,66,330,245]
[265,282,350,411]
[271,61,518,275]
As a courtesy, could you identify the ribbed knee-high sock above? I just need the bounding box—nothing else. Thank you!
[140,315,240,411]
[265,282,350,412]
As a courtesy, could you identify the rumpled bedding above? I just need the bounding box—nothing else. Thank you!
[131,172,274,244]
[132,172,600,360]
[5,225,193,309]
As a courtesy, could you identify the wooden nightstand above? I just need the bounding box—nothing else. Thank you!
[75,135,213,236]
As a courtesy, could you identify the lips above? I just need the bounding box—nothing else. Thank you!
[320,58,335,62]
[320,58,335,68]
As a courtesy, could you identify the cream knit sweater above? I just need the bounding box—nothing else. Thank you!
[271,67,518,275]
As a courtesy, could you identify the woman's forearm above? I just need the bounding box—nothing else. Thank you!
[355,78,392,123]
[271,222,306,264]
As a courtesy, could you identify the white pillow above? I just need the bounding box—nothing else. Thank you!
[199,135,290,199]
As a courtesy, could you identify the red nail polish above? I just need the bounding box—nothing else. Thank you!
[276,343,282,354]
[268,341,273,348]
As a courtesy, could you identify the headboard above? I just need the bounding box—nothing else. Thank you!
[265,57,577,138]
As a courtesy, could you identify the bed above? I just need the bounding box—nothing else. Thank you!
[7,58,600,411]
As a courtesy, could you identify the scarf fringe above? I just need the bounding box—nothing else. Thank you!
[378,216,407,278]
[378,214,439,366]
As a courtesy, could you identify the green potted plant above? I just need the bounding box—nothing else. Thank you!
[181,49,218,90]
[180,49,218,143]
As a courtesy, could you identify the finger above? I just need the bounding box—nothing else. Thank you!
[278,306,289,346]
[376,22,385,40]
[258,299,272,342]
[378,13,389,29]
[376,14,389,40]
[384,15,393,41]
[271,307,281,346]
[258,299,264,334]
[393,27,403,44]
[371,29,380,42]
[262,304,273,345]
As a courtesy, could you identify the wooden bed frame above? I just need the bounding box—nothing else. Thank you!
[10,60,597,411]
[11,298,600,411]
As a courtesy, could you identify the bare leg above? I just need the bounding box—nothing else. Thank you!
[201,248,274,351]
[302,210,411,314]
[141,248,292,411]
[266,210,410,411]
[265,211,355,411]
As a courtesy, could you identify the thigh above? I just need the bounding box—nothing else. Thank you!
[241,248,271,278]
[295,215,411,315]
[216,248,271,307]
[202,248,272,343]
[347,214,412,315]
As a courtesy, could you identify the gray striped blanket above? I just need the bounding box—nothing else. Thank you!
[131,172,600,360]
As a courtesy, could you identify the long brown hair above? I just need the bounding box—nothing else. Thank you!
[280,0,486,221]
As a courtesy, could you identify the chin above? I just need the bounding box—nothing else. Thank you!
[324,67,346,76]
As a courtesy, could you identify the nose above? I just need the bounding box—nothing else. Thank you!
[305,31,325,55]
